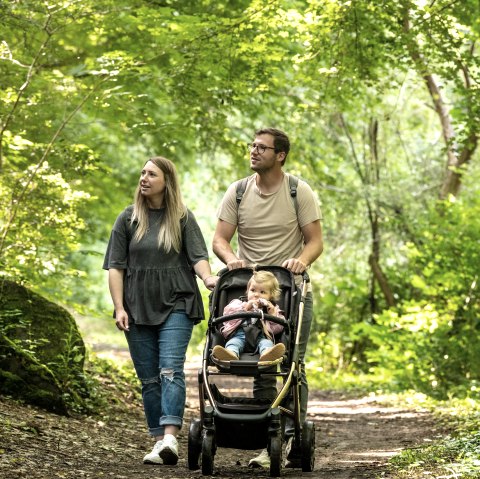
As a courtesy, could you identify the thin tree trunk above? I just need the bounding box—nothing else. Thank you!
[402,3,478,199]
[340,115,396,310]
[369,254,396,308]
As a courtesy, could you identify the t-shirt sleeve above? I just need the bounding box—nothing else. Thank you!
[183,209,209,266]
[297,180,322,228]
[216,182,239,226]
[102,209,130,270]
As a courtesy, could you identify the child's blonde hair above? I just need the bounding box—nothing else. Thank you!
[247,271,281,301]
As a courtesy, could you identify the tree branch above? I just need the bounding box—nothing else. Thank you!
[0,80,105,258]
[369,254,396,308]
[0,13,53,171]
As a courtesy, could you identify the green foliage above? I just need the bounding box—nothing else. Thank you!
[85,353,141,409]
[2,0,480,406]
[348,196,480,397]
[389,433,480,479]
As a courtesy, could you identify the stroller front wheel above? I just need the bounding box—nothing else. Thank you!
[201,432,215,475]
[187,419,202,470]
[269,434,282,477]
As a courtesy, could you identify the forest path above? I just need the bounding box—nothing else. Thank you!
[183,361,438,478]
[0,354,439,479]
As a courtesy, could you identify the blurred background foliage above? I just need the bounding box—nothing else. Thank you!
[1,0,479,399]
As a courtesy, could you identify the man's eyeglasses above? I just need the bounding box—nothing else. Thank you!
[247,143,276,154]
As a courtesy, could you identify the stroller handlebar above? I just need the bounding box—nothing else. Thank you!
[216,266,310,282]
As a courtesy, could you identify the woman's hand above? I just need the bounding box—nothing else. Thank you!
[115,309,130,331]
[203,275,219,291]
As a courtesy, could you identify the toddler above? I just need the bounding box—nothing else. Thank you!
[212,270,286,362]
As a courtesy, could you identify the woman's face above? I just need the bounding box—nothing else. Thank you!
[140,161,166,200]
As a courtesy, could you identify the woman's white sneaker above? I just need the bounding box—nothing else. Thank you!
[159,434,179,465]
[143,439,163,464]
[248,448,270,468]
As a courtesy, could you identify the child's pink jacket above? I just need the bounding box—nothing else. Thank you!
[219,299,285,340]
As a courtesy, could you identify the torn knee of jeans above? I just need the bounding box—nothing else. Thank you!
[160,368,175,381]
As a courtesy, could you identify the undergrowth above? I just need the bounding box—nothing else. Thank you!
[383,393,480,479]
[83,352,141,414]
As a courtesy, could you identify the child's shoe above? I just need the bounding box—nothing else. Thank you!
[212,345,238,361]
[259,343,285,361]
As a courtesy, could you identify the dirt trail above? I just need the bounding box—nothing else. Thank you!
[183,362,438,478]
[0,357,438,479]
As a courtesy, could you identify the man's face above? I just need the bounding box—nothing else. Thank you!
[249,134,284,172]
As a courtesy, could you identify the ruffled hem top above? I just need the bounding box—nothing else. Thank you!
[103,206,208,325]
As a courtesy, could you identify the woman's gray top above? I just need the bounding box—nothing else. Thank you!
[103,205,208,325]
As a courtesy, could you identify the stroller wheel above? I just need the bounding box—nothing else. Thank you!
[269,434,282,477]
[301,420,315,472]
[201,432,215,475]
[187,419,202,470]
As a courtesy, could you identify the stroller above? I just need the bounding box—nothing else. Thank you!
[187,266,315,477]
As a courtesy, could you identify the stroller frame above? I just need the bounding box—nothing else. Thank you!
[187,266,315,477]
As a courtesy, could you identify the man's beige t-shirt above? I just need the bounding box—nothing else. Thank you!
[216,173,322,267]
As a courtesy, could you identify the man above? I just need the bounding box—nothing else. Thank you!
[212,127,323,468]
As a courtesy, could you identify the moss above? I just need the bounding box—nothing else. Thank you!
[0,280,87,414]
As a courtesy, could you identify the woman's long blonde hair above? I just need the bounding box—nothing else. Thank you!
[131,156,187,252]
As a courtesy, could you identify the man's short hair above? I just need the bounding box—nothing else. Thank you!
[255,128,290,162]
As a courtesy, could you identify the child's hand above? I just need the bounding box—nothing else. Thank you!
[258,298,267,307]
[258,298,274,314]
[244,300,256,311]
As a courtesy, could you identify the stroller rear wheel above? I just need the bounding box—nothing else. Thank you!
[268,433,282,477]
[201,432,215,475]
[301,420,315,472]
[187,419,202,470]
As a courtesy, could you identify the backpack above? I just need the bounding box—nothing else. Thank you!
[235,174,299,216]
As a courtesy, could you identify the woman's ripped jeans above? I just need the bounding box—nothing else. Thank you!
[125,312,193,436]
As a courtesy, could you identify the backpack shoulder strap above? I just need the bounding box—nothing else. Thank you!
[287,174,299,216]
[235,177,249,205]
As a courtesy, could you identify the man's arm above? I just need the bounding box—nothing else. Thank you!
[212,219,246,270]
[282,220,324,274]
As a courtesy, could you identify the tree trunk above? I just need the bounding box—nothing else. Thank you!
[340,115,396,310]
[402,4,478,199]
[369,254,396,308]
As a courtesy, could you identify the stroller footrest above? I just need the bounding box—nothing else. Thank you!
[211,358,279,375]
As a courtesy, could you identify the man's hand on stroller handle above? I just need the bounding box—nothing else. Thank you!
[226,258,247,270]
[282,257,307,274]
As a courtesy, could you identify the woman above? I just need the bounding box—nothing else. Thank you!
[103,156,217,466]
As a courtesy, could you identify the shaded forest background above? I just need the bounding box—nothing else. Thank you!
[1,0,480,401]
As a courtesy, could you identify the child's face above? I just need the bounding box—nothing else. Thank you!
[247,280,272,302]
